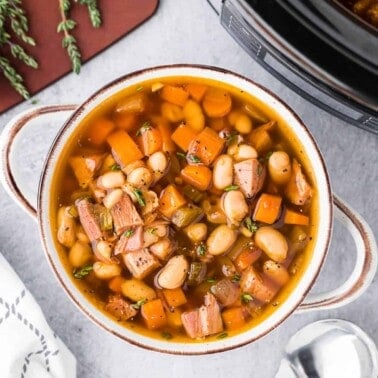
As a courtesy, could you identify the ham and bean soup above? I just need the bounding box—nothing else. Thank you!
[53,77,317,342]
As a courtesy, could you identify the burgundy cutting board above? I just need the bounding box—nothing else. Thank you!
[0,0,159,113]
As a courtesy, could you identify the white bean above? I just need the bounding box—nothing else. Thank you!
[263,260,290,286]
[147,151,168,183]
[68,241,92,268]
[150,238,175,260]
[127,167,153,189]
[121,278,156,302]
[228,110,252,134]
[213,154,233,190]
[95,240,113,261]
[76,225,90,244]
[268,151,292,185]
[222,190,249,226]
[234,113,252,134]
[184,223,208,243]
[103,188,124,209]
[123,160,145,176]
[255,226,288,262]
[207,225,237,255]
[93,262,122,280]
[234,144,258,161]
[57,206,76,248]
[156,255,189,289]
[97,171,125,189]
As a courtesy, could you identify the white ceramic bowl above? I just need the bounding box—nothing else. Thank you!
[1,65,376,354]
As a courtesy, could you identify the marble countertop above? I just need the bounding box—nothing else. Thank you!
[0,1,377,377]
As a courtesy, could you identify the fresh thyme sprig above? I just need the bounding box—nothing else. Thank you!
[0,0,38,98]
[0,1,102,99]
[57,0,82,74]
[0,56,31,99]
[76,0,102,27]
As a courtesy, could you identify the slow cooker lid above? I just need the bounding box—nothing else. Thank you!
[217,0,378,133]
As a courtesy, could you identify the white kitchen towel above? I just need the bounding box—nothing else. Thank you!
[0,253,76,378]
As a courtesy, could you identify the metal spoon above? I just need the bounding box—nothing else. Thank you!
[275,319,378,378]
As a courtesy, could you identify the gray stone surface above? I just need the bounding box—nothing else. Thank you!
[0,1,377,377]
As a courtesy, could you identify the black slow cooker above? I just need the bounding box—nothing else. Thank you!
[208,0,378,134]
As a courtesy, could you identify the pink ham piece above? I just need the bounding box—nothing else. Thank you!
[240,266,278,303]
[111,193,143,235]
[181,293,223,339]
[122,248,160,279]
[114,226,144,255]
[75,198,103,242]
[233,158,266,199]
[181,310,202,339]
[105,294,137,321]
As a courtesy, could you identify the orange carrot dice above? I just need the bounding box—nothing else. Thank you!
[141,299,167,330]
[162,288,187,308]
[107,129,144,167]
[159,184,187,219]
[222,307,246,330]
[253,193,282,224]
[171,124,198,152]
[283,208,309,226]
[160,85,189,107]
[87,117,115,146]
[181,165,212,191]
[187,127,225,166]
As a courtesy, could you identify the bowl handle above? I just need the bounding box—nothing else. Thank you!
[297,194,377,313]
[0,105,77,219]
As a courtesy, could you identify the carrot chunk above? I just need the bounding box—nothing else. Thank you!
[181,165,212,191]
[108,276,125,293]
[87,117,115,146]
[249,121,276,154]
[185,83,208,102]
[202,88,232,118]
[141,299,167,330]
[107,129,144,167]
[253,193,282,224]
[159,184,187,219]
[171,124,198,152]
[160,85,189,107]
[137,126,162,156]
[152,115,176,152]
[187,127,225,166]
[283,208,309,226]
[113,112,139,131]
[162,288,187,308]
[235,248,262,271]
[222,307,246,331]
[69,152,104,188]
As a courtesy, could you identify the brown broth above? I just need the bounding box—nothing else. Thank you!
[50,76,319,343]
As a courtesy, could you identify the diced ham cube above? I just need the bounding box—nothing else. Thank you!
[199,293,223,336]
[105,294,137,321]
[122,248,160,279]
[76,198,103,242]
[234,158,266,199]
[111,193,143,235]
[181,293,223,339]
[240,266,278,303]
[181,309,202,339]
[114,226,143,255]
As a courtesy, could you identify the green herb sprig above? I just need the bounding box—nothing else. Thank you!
[73,264,93,279]
[0,1,102,99]
[0,1,38,98]
[75,0,101,27]
[58,0,81,74]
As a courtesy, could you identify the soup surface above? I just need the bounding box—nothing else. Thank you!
[335,0,378,27]
[53,76,317,342]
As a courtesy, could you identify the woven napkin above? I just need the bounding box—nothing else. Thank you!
[0,253,76,378]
